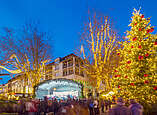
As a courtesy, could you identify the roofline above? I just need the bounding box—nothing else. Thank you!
[4,53,83,84]
[46,53,82,66]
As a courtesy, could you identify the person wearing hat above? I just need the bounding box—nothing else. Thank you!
[108,97,131,115]
[129,99,143,115]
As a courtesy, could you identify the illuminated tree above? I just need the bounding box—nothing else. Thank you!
[0,24,53,96]
[80,16,120,93]
[112,9,157,107]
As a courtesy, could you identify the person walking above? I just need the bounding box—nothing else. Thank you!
[101,100,105,113]
[32,99,38,115]
[108,97,131,115]
[18,99,25,115]
[25,98,36,115]
[105,99,109,111]
[129,99,143,115]
[41,97,48,115]
[53,99,59,115]
[93,99,99,115]
[36,99,42,115]
[49,99,54,114]
[108,99,112,110]
[88,99,94,115]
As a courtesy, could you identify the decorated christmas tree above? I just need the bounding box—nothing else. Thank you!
[112,9,157,107]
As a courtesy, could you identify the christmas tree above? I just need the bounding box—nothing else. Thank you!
[112,9,157,106]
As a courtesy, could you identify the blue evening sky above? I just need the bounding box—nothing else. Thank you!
[0,0,156,84]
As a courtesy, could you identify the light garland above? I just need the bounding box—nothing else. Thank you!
[112,9,157,107]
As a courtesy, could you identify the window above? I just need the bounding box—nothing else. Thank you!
[80,71,84,77]
[55,64,59,70]
[75,62,79,67]
[68,61,73,67]
[46,71,52,75]
[55,72,59,77]
[69,69,74,75]
[63,62,67,68]
[40,78,43,82]
[80,61,84,65]
[45,75,49,80]
[75,68,79,75]
[75,58,79,67]
[46,66,53,72]
[67,58,73,67]
[63,70,67,76]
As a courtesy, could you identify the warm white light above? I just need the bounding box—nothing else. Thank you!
[102,91,114,97]
[53,91,78,97]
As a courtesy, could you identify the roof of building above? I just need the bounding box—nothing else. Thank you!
[4,53,84,84]
[46,53,82,66]
[8,74,24,82]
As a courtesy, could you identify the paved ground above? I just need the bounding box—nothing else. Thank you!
[101,112,108,115]
[0,112,108,115]
[0,105,114,115]
[100,104,116,115]
[0,113,18,115]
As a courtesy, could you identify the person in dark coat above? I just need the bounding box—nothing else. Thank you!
[18,99,25,115]
[41,97,48,115]
[129,99,143,115]
[105,99,109,111]
[49,99,54,113]
[93,99,99,115]
[37,99,42,115]
[108,97,131,115]
[88,99,94,115]
[53,99,59,115]
[108,99,112,110]
[101,100,105,113]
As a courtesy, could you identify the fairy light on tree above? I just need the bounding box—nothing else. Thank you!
[80,15,121,93]
[0,24,53,96]
[0,53,50,95]
[112,9,157,108]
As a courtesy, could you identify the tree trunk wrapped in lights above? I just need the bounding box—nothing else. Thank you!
[80,16,120,93]
[112,9,157,108]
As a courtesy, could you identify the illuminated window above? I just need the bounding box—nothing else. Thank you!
[68,61,73,67]
[63,62,67,68]
[55,72,59,77]
[75,68,79,75]
[75,58,79,67]
[69,68,74,75]
[63,70,67,76]
[55,64,59,70]
[80,71,84,77]
[45,75,49,80]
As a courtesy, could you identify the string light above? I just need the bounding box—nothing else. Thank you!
[112,9,157,107]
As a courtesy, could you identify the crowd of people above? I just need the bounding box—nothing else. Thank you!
[17,96,89,115]
[88,98,112,115]
[0,96,144,115]
[108,97,143,115]
[88,97,143,115]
